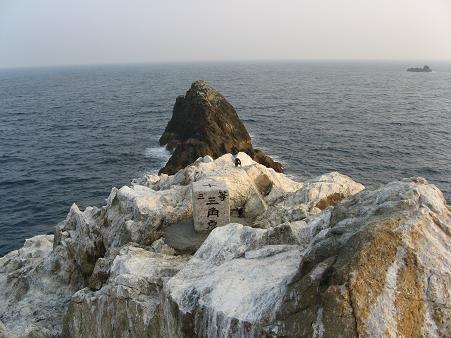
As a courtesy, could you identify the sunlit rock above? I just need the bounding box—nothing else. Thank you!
[0,153,448,337]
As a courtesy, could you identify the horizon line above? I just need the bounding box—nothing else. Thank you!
[1,57,451,71]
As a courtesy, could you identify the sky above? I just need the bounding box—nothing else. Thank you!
[0,0,450,68]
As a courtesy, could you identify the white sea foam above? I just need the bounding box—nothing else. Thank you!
[144,147,171,161]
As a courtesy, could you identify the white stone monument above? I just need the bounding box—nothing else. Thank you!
[192,179,230,232]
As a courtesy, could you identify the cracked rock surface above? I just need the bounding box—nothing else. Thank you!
[0,153,449,337]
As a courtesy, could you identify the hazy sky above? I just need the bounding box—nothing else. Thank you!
[0,0,450,68]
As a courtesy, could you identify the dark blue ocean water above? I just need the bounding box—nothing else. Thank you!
[1,61,450,256]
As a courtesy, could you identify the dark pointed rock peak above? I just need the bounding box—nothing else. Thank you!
[159,80,283,175]
[407,65,432,72]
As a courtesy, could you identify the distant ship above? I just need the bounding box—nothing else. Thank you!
[407,65,432,72]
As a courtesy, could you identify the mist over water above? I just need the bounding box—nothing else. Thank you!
[1,61,450,255]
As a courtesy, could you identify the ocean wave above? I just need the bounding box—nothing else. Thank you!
[144,147,171,161]
[0,178,38,187]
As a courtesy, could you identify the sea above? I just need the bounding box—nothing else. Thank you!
[1,61,450,256]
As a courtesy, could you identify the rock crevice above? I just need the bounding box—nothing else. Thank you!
[0,149,449,337]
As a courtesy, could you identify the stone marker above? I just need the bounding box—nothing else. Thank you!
[192,179,230,232]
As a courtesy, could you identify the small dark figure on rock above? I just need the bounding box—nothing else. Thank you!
[235,158,242,167]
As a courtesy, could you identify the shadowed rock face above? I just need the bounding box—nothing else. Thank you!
[159,80,283,175]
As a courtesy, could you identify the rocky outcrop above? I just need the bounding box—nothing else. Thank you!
[63,245,189,337]
[254,171,365,228]
[0,152,449,337]
[159,80,283,175]
[162,224,302,337]
[0,235,81,337]
[159,178,450,337]
[0,153,300,337]
[275,177,450,337]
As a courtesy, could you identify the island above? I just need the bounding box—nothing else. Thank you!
[407,65,432,72]
[158,80,283,175]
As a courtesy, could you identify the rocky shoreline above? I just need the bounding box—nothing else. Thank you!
[1,152,449,337]
[0,82,450,337]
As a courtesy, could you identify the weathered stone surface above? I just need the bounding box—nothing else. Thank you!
[151,238,176,256]
[1,152,449,337]
[88,253,117,291]
[0,235,80,337]
[63,245,189,338]
[162,219,209,255]
[145,152,301,221]
[162,224,303,337]
[159,177,450,337]
[275,177,450,337]
[54,204,106,278]
[192,179,230,232]
[159,80,283,175]
[254,171,364,228]
[0,320,8,337]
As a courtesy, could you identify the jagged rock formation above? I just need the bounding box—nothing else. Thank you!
[0,153,449,337]
[0,235,80,337]
[159,80,283,175]
[161,177,450,337]
[63,245,189,337]
[275,177,450,337]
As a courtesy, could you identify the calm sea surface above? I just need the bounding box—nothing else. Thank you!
[1,61,450,255]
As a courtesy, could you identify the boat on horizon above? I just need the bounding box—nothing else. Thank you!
[407,65,432,72]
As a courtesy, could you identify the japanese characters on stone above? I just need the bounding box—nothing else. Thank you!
[192,180,230,232]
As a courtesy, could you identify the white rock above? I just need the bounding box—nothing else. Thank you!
[255,171,364,228]
[151,238,176,255]
[63,246,189,338]
[0,235,78,337]
[163,224,302,337]
[1,152,449,338]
